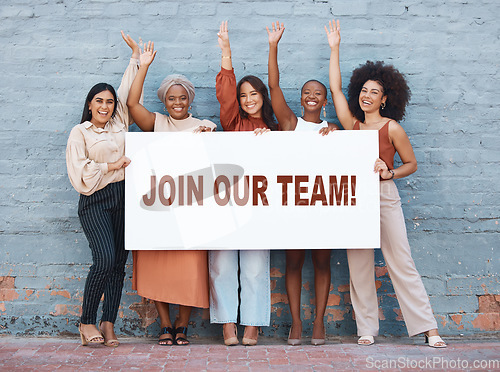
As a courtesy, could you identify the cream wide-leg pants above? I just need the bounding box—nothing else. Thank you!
[347,180,438,337]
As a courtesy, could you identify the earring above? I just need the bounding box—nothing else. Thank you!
[381,102,386,110]
[163,107,167,112]
[323,106,327,119]
[301,106,304,116]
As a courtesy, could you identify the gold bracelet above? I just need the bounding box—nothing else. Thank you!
[221,55,231,59]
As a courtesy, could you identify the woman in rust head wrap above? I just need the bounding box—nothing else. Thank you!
[127,41,215,346]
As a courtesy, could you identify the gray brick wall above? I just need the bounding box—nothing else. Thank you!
[0,0,498,338]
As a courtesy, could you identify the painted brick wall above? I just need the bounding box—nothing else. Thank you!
[0,0,498,338]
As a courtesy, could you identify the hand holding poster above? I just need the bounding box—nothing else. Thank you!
[125,131,379,250]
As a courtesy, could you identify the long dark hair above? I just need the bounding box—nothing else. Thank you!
[236,75,278,131]
[347,61,410,123]
[80,83,118,123]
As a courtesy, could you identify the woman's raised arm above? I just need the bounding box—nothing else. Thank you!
[216,21,241,130]
[112,31,142,128]
[218,21,233,70]
[267,21,297,131]
[325,19,356,130]
[127,41,157,132]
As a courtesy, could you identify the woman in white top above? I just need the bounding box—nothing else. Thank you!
[267,21,338,346]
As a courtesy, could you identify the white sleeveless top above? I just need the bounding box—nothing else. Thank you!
[294,117,328,131]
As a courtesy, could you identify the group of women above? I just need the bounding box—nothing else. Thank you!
[66,19,446,349]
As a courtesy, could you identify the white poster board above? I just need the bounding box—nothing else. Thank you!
[125,131,380,250]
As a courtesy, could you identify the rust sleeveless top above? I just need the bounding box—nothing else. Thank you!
[354,120,396,171]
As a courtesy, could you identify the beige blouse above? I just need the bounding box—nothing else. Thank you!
[66,58,140,196]
[153,112,217,132]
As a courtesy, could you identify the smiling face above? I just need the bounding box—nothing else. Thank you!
[359,80,387,114]
[164,85,190,120]
[88,90,115,127]
[239,82,264,118]
[301,81,328,114]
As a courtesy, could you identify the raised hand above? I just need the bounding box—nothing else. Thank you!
[324,19,341,49]
[266,21,285,46]
[121,30,140,59]
[140,41,157,67]
[217,21,230,51]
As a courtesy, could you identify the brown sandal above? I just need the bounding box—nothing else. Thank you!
[174,326,189,346]
[158,327,175,346]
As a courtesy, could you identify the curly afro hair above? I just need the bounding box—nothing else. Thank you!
[347,61,411,123]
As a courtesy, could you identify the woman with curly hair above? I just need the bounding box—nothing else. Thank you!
[210,21,277,346]
[325,19,446,348]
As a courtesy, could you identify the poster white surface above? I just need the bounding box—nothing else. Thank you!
[125,131,380,250]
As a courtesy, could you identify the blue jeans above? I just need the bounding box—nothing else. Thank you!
[209,250,270,326]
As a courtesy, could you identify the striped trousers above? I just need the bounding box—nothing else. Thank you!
[78,181,128,325]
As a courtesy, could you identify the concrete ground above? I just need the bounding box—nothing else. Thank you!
[0,335,499,371]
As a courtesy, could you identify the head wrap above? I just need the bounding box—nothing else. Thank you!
[157,74,195,106]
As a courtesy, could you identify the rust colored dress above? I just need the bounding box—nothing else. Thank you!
[132,113,216,308]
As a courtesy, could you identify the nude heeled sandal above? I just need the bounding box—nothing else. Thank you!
[99,321,119,347]
[425,333,447,348]
[78,324,104,346]
[357,335,375,346]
